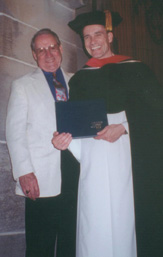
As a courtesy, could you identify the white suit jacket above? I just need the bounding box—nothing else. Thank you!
[6,67,73,197]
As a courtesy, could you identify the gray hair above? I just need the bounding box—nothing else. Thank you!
[31,28,61,52]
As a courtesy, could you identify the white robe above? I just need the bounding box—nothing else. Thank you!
[69,111,137,257]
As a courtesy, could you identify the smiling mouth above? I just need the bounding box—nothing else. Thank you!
[91,46,101,50]
[46,59,55,63]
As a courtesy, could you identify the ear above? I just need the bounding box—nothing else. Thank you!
[107,32,113,43]
[32,51,37,62]
[59,44,63,54]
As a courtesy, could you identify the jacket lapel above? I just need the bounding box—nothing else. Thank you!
[30,67,73,111]
[31,68,55,111]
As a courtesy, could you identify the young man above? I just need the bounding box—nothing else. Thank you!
[52,10,163,257]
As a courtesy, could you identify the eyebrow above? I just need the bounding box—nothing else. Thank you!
[84,30,105,39]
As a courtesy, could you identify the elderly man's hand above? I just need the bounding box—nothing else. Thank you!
[94,124,126,142]
[52,132,72,150]
[19,172,40,200]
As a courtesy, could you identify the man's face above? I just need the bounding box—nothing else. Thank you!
[83,24,113,59]
[32,34,63,72]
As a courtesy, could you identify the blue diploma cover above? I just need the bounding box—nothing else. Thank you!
[55,99,108,138]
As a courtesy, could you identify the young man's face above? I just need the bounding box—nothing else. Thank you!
[32,34,63,73]
[83,24,113,59]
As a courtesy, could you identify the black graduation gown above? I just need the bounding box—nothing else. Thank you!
[69,61,163,257]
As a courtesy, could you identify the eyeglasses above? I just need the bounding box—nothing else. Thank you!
[35,44,60,56]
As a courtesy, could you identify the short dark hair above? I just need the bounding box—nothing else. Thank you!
[31,28,61,52]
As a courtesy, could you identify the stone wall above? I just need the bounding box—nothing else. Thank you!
[0,0,90,256]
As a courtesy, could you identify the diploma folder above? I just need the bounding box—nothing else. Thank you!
[55,99,108,138]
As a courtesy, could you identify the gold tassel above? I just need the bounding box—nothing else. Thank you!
[104,10,112,32]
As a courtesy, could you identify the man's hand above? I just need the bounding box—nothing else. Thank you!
[19,172,40,200]
[94,124,126,142]
[52,132,72,150]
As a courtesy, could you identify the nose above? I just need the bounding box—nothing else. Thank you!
[90,36,96,45]
[45,48,53,57]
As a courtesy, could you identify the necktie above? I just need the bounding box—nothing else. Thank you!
[53,73,67,101]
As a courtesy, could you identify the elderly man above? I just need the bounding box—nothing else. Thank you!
[6,28,79,257]
[52,10,163,257]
